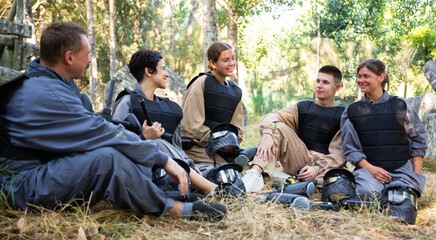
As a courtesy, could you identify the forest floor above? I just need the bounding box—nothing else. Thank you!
[0,123,435,239]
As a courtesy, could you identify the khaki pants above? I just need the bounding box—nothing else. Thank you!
[252,122,326,187]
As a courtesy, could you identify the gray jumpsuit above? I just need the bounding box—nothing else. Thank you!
[0,59,174,216]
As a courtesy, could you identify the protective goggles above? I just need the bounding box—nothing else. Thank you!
[386,187,418,207]
[206,163,243,185]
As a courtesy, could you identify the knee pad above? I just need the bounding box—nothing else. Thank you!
[382,186,420,225]
[321,168,356,202]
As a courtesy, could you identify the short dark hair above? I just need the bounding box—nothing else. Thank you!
[40,22,87,65]
[357,59,390,90]
[128,50,163,83]
[318,65,342,84]
[207,42,232,71]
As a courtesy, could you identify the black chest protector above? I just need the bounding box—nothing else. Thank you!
[188,73,242,130]
[115,89,183,135]
[297,101,345,154]
[347,96,410,170]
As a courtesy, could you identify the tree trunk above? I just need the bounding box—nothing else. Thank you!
[86,0,99,106]
[202,0,218,71]
[227,6,239,84]
[109,0,116,78]
[133,0,140,43]
[185,0,198,39]
[170,0,174,52]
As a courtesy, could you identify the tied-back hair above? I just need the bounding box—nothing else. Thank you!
[40,22,88,65]
[128,50,163,83]
[318,65,342,84]
[357,59,390,90]
[207,42,232,71]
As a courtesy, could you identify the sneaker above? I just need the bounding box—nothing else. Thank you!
[190,202,227,222]
[241,169,264,192]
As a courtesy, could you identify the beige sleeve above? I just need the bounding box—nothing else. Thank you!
[259,102,299,136]
[310,130,346,174]
[181,76,211,147]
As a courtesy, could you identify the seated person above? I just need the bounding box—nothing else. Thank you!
[112,49,240,197]
[181,42,245,167]
[341,59,426,224]
[242,65,347,192]
[0,22,226,221]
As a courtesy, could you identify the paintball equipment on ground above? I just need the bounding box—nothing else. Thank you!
[102,79,142,133]
[321,168,356,202]
[206,163,246,198]
[381,186,420,225]
[265,192,311,212]
[152,159,191,201]
[311,201,340,211]
[271,181,316,197]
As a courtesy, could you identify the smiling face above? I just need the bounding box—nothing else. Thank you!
[315,72,340,101]
[209,49,235,82]
[149,60,170,89]
[356,67,384,94]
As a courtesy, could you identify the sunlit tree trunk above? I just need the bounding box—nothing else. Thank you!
[203,0,218,71]
[133,0,140,43]
[170,0,174,52]
[185,0,198,39]
[109,0,116,78]
[86,0,99,106]
[227,6,239,84]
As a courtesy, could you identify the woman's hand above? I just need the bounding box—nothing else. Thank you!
[256,134,276,162]
[358,159,391,183]
[141,120,165,140]
[163,158,189,196]
[297,166,317,181]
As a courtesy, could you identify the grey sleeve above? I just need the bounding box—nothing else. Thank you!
[172,123,195,166]
[6,78,169,169]
[112,95,131,121]
[340,109,367,166]
[403,98,428,157]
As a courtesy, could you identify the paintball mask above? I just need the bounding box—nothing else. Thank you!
[206,124,240,162]
[206,163,246,197]
[382,186,420,225]
[321,168,356,202]
[152,159,191,198]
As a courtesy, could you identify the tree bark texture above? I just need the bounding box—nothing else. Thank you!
[227,6,239,84]
[202,0,218,71]
[109,0,116,78]
[86,0,99,106]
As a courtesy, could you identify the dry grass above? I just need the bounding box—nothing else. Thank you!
[1,123,435,239]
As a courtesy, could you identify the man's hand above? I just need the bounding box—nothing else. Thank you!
[297,166,317,181]
[141,120,164,140]
[357,159,391,184]
[256,134,276,162]
[163,158,189,196]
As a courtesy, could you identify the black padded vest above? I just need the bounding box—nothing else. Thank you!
[187,72,242,130]
[347,96,411,170]
[297,100,346,154]
[116,89,183,135]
